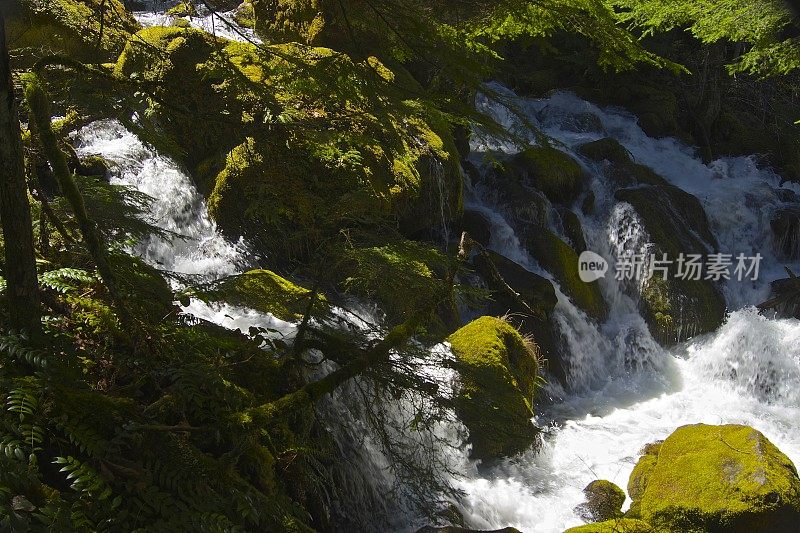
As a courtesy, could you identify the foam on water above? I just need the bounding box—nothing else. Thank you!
[71,72,800,531]
[452,85,800,532]
[133,3,261,43]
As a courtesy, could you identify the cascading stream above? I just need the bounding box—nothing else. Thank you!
[72,82,800,531]
[450,85,800,532]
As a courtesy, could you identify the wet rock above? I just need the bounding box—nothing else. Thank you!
[771,206,800,259]
[462,209,493,247]
[575,480,626,522]
[537,106,605,135]
[448,317,540,461]
[560,209,587,253]
[775,188,800,203]
[626,424,800,533]
[470,157,552,231]
[577,138,668,190]
[614,184,726,345]
[470,251,562,383]
[506,146,588,205]
[577,138,632,165]
[526,228,607,321]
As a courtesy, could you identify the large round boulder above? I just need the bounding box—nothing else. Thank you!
[448,317,540,461]
[626,424,800,532]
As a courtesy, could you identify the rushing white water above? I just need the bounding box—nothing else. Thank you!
[72,119,460,531]
[71,77,800,531]
[451,85,800,532]
[133,2,261,43]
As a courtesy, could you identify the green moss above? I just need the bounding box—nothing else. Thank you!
[508,146,587,205]
[7,0,138,66]
[448,316,539,460]
[564,518,654,533]
[628,424,800,532]
[578,138,632,165]
[578,480,627,522]
[209,269,319,321]
[527,228,606,321]
[232,1,256,28]
[166,1,197,16]
[116,27,462,261]
[336,239,453,329]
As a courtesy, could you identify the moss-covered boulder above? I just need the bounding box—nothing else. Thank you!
[467,158,551,233]
[448,317,539,461]
[6,0,139,65]
[333,239,453,330]
[575,480,626,523]
[115,27,462,260]
[626,424,800,533]
[470,251,561,382]
[578,139,667,190]
[205,269,320,321]
[507,146,588,205]
[563,518,653,533]
[614,185,726,345]
[577,138,632,166]
[527,228,607,321]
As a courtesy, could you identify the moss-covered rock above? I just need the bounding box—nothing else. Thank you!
[507,146,588,205]
[6,0,139,65]
[614,185,726,344]
[560,208,587,253]
[575,480,627,523]
[563,518,654,533]
[207,269,319,321]
[468,158,551,233]
[448,316,539,461]
[627,424,800,533]
[115,27,462,260]
[166,1,198,17]
[578,138,632,166]
[334,238,453,329]
[527,228,606,321]
[470,251,561,382]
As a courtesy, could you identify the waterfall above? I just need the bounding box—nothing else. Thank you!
[72,83,800,531]
[445,84,800,532]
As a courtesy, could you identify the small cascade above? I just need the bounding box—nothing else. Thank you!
[448,84,800,532]
[73,119,462,531]
[132,2,261,43]
[72,78,800,532]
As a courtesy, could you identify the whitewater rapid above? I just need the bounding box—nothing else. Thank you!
[454,86,800,532]
[72,83,800,531]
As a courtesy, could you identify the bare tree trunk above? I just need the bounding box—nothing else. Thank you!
[0,12,41,334]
